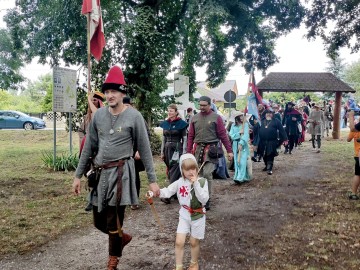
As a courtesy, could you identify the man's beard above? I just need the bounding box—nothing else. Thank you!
[109,101,119,108]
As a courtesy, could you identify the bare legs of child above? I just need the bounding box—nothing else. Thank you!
[174,233,200,270]
[349,175,360,200]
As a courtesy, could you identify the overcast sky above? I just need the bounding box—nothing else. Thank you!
[1,1,360,94]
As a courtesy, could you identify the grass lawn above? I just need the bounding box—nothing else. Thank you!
[0,130,167,257]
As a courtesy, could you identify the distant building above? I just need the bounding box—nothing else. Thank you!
[161,79,239,114]
[196,80,238,111]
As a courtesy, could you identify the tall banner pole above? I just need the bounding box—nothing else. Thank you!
[86,13,92,123]
[87,13,91,94]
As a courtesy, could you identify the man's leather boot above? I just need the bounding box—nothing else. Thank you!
[107,255,119,270]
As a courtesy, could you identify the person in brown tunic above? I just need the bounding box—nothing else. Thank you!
[186,96,233,210]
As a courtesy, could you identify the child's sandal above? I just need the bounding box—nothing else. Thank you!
[187,261,199,270]
[349,194,359,200]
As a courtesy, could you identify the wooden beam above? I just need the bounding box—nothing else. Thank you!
[332,91,342,139]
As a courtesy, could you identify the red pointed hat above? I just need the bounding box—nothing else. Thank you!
[102,65,127,93]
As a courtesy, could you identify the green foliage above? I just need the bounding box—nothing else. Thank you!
[149,128,162,156]
[263,92,321,106]
[305,1,360,56]
[22,73,52,103]
[0,90,43,113]
[3,0,306,125]
[235,95,247,112]
[0,29,24,90]
[0,90,14,109]
[324,56,349,101]
[344,60,360,101]
[41,151,79,171]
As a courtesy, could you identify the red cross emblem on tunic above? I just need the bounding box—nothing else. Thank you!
[179,186,189,197]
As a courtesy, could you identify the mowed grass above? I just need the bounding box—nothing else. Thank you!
[0,130,167,257]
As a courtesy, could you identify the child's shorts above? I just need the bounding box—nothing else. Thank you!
[355,157,360,176]
[177,215,206,240]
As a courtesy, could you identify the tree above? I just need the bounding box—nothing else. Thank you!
[4,0,305,125]
[325,56,347,81]
[323,55,348,100]
[263,92,321,107]
[305,1,360,57]
[0,29,24,90]
[0,90,14,110]
[22,73,52,103]
[344,60,360,100]
[0,90,42,113]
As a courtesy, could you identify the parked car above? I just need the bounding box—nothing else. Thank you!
[0,110,46,130]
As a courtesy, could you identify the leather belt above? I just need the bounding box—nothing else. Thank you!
[101,159,126,237]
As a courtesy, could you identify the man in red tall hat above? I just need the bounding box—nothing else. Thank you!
[73,65,160,270]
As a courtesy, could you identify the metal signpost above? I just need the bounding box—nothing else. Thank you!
[223,90,237,120]
[52,67,77,167]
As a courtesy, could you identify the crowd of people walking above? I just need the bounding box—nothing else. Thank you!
[157,97,337,188]
[72,74,342,270]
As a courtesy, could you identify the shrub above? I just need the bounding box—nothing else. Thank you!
[41,151,79,171]
[150,128,162,156]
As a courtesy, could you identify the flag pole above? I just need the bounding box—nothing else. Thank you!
[87,13,91,93]
[86,13,92,119]
[239,67,253,136]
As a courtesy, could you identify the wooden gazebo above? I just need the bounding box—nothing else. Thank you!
[257,72,356,139]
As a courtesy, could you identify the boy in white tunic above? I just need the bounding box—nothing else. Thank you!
[159,153,209,270]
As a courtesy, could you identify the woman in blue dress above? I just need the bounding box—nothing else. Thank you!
[229,114,251,183]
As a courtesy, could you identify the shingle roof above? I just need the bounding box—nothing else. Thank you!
[257,72,355,93]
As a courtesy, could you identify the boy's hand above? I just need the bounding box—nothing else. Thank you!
[189,174,198,183]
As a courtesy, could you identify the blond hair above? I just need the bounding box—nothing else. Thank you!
[168,104,178,112]
[181,158,199,176]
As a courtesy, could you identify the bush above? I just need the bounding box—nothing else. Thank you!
[41,151,79,171]
[150,128,162,156]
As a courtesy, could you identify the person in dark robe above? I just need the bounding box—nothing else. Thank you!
[258,109,288,175]
[160,104,188,204]
[282,102,302,154]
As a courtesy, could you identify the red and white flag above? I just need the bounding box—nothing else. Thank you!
[82,0,106,61]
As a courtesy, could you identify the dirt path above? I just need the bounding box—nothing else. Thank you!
[0,143,324,270]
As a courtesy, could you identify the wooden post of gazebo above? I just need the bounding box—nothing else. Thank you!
[332,91,342,139]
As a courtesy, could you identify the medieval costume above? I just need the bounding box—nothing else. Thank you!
[160,117,188,183]
[258,110,288,175]
[324,105,333,137]
[282,102,302,154]
[159,154,209,270]
[74,66,158,270]
[307,104,325,153]
[229,115,251,183]
[298,108,308,144]
[249,115,261,162]
[186,96,233,210]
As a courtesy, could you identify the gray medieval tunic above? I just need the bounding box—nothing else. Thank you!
[307,110,325,136]
[75,106,157,212]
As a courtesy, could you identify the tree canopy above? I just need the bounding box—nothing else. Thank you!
[0,29,24,90]
[4,0,305,123]
[305,0,360,58]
